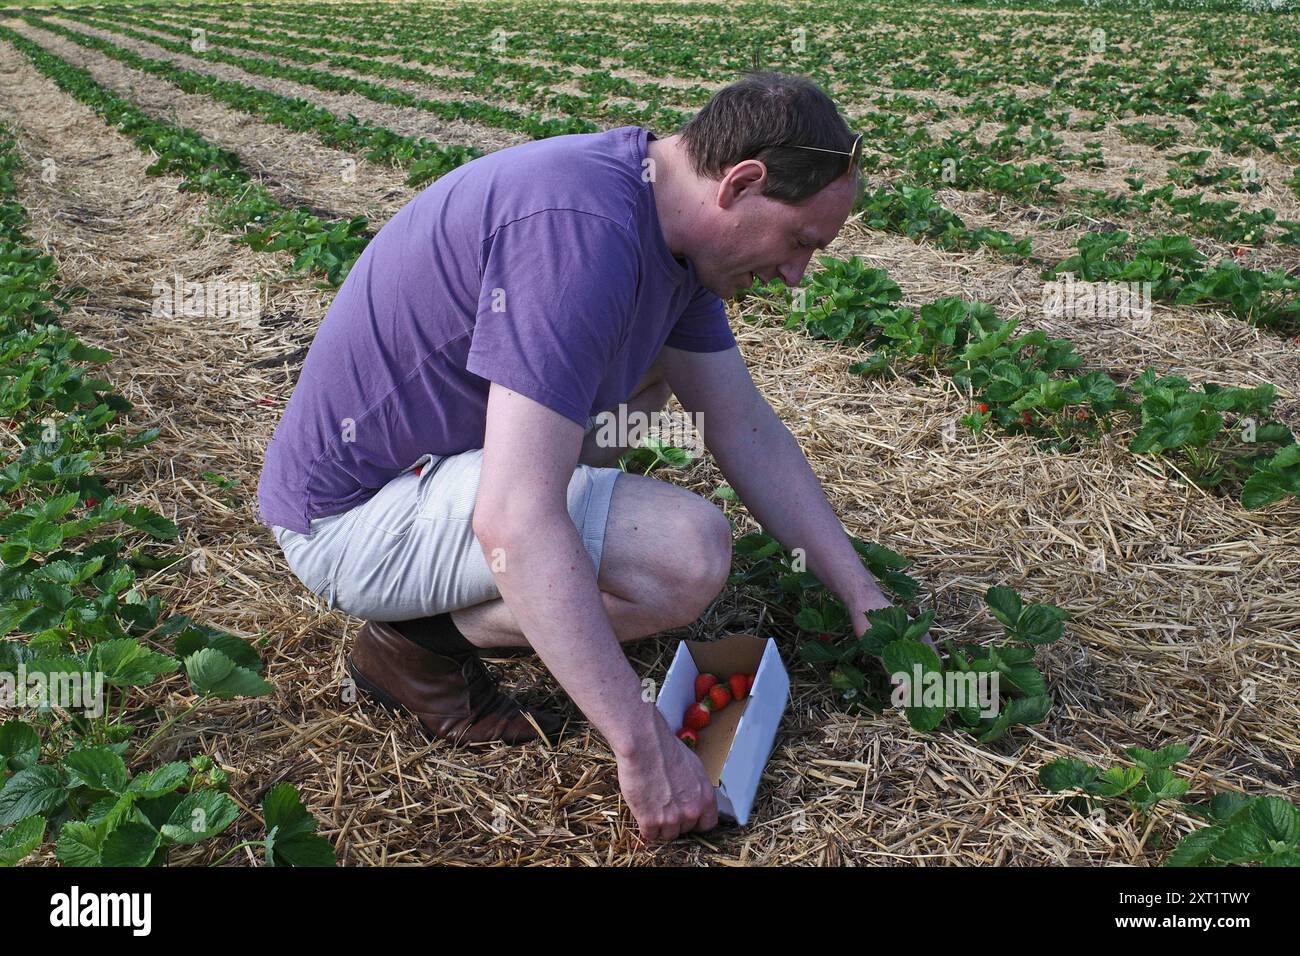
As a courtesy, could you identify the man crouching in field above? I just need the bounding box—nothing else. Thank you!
[258,71,903,843]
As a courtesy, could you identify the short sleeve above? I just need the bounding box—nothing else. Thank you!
[466,211,637,426]
[664,284,736,352]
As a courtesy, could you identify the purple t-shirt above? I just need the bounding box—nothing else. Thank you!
[257,125,735,534]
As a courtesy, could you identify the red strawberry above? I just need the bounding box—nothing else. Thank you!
[1076,409,1090,421]
[676,728,698,749]
[1019,411,1033,425]
[707,683,732,711]
[977,403,989,414]
[85,496,98,508]
[694,672,719,702]
[683,702,711,731]
[728,672,749,701]
[816,632,836,643]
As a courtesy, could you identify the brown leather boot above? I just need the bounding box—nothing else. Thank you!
[346,621,568,745]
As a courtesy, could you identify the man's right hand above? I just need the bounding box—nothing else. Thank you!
[614,710,719,844]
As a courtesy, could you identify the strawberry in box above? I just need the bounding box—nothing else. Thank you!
[655,633,789,826]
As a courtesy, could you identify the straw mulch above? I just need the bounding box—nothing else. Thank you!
[2,28,1297,868]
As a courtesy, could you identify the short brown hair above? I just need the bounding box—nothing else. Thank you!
[675,70,856,204]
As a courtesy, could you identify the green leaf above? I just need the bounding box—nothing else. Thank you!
[0,720,40,773]
[1205,792,1255,824]
[92,792,140,832]
[792,607,824,632]
[0,814,45,866]
[994,658,1047,697]
[121,507,179,540]
[263,783,335,867]
[1004,694,1053,727]
[1250,796,1300,845]
[1241,472,1288,509]
[0,766,66,824]
[1039,758,1099,792]
[268,830,336,867]
[1165,826,1224,867]
[985,586,1023,628]
[54,821,104,866]
[1134,768,1190,806]
[100,821,161,867]
[1126,743,1190,772]
[1211,820,1271,864]
[126,762,190,799]
[882,638,947,731]
[69,342,113,364]
[87,638,179,688]
[64,746,129,794]
[1013,603,1070,645]
[161,790,238,844]
[798,640,840,664]
[975,708,1014,744]
[1089,766,1145,798]
[184,648,273,699]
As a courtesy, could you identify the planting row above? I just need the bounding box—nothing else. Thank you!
[150,0,1300,173]
[59,6,1300,248]
[20,16,481,189]
[749,254,1300,508]
[0,26,372,286]
[0,123,333,867]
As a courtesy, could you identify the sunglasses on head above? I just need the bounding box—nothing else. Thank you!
[758,132,864,178]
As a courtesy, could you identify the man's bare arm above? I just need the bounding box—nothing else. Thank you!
[660,346,895,635]
[473,382,716,842]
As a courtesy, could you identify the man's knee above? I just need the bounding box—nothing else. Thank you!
[660,501,732,626]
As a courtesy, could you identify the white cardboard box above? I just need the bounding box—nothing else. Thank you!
[654,633,790,826]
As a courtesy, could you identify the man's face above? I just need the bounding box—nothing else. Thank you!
[692,162,858,300]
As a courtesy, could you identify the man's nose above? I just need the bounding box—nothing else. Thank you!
[778,250,816,288]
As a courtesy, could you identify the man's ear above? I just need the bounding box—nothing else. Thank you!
[716,159,766,209]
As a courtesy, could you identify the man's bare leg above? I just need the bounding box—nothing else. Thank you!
[452,358,730,650]
[452,467,732,649]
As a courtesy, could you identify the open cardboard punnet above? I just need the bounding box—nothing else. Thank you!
[654,633,790,826]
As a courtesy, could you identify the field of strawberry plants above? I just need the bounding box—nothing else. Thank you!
[0,0,1297,868]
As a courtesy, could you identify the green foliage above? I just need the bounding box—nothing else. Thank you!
[773,253,1299,507]
[1040,745,1300,867]
[0,128,328,868]
[0,24,374,288]
[798,585,1069,745]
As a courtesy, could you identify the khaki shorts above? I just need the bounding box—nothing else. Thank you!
[273,431,619,620]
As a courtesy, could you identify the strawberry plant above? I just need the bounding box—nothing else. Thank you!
[773,254,1300,506]
[1040,744,1300,867]
[0,129,332,866]
[853,185,1032,258]
[1046,231,1300,334]
[768,255,908,346]
[616,436,694,475]
[800,586,1069,744]
[730,529,921,640]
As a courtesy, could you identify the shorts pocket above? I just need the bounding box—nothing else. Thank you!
[352,469,423,537]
